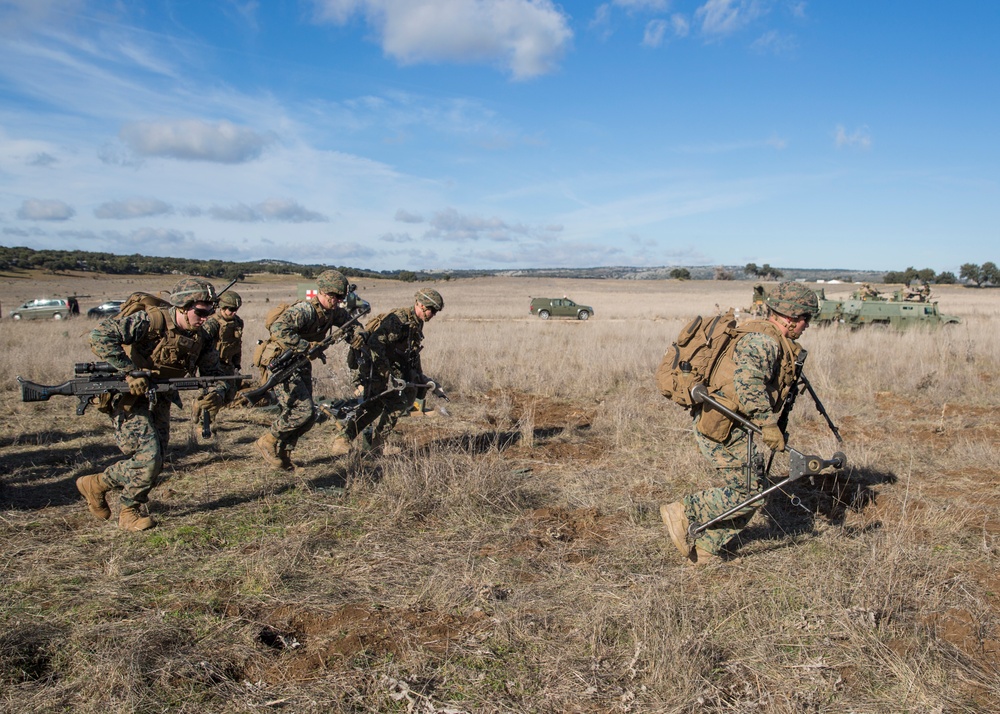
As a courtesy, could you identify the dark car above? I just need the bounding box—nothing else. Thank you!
[87,300,124,319]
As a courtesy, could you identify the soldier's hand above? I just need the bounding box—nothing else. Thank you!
[195,392,224,418]
[126,374,149,395]
[760,424,786,452]
[350,331,369,350]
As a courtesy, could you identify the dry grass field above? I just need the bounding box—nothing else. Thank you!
[1,270,998,713]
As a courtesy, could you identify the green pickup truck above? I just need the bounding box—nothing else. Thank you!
[529,297,594,320]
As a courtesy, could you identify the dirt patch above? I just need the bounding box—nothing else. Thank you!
[921,608,1000,671]
[260,603,489,680]
[482,389,594,431]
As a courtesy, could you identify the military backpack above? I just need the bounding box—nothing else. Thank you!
[655,309,739,409]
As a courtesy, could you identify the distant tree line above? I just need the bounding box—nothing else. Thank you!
[881,264,998,287]
[743,263,784,280]
[957,262,999,287]
[0,246,447,282]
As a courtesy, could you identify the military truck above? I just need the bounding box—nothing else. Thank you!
[529,296,593,320]
[751,284,960,329]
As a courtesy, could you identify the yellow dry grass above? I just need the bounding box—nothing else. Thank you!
[1,271,998,712]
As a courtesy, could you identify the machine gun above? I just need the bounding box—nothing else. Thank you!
[17,362,251,424]
[241,305,371,406]
[688,383,847,539]
[318,375,450,424]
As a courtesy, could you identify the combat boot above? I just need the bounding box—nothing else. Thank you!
[660,502,694,559]
[328,422,352,457]
[692,547,720,566]
[119,505,155,531]
[76,473,112,521]
[277,444,296,471]
[255,433,290,471]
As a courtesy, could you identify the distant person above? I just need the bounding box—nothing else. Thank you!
[660,281,819,564]
[202,291,244,373]
[78,278,232,531]
[329,288,444,455]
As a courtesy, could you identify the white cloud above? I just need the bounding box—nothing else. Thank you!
[751,29,796,54]
[119,119,276,163]
[613,0,669,10]
[394,208,424,223]
[206,199,328,222]
[17,198,75,220]
[643,19,668,47]
[380,232,413,242]
[695,0,763,37]
[94,197,173,219]
[425,206,530,242]
[834,124,872,150]
[310,0,573,80]
[255,198,327,222]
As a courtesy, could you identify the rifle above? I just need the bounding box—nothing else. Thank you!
[241,305,371,405]
[17,362,251,416]
[776,348,842,443]
[318,375,450,425]
[688,383,846,539]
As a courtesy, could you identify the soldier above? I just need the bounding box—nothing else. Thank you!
[253,270,357,471]
[202,291,244,373]
[858,283,879,299]
[659,281,819,564]
[329,288,444,455]
[77,278,232,531]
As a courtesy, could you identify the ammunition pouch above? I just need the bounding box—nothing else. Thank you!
[695,394,740,443]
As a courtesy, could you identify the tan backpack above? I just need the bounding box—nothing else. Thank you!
[655,309,738,409]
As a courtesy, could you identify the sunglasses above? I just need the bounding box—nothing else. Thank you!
[192,306,216,318]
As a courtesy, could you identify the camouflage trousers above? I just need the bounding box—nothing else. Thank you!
[271,363,316,449]
[682,418,765,555]
[104,396,171,508]
[343,376,417,448]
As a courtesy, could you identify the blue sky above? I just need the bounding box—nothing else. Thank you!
[1,0,997,273]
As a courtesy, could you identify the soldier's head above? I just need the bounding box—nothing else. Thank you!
[169,277,217,329]
[765,281,818,339]
[218,290,242,315]
[315,270,348,310]
[414,288,444,322]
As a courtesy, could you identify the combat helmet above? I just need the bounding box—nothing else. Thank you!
[764,281,819,318]
[169,277,217,308]
[218,291,242,310]
[316,270,348,297]
[415,288,444,312]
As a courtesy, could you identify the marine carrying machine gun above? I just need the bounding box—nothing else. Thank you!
[688,382,846,539]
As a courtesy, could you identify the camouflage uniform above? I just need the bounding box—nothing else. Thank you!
[342,306,426,447]
[90,308,230,509]
[684,329,794,553]
[264,298,357,450]
[202,312,244,372]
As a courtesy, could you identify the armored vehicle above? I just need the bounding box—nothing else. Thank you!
[751,284,960,329]
[529,296,593,320]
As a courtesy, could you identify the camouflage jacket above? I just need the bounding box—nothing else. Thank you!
[90,307,231,399]
[268,299,357,353]
[203,313,244,369]
[365,306,424,377]
[697,320,801,442]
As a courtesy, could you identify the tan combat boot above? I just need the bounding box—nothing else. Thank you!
[277,444,296,471]
[76,473,112,520]
[119,505,155,531]
[660,502,694,560]
[328,422,352,457]
[255,432,290,470]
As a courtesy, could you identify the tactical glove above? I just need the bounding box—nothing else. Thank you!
[195,392,224,419]
[760,424,786,452]
[126,374,149,396]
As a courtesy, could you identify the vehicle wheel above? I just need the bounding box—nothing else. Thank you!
[577,310,590,321]
[538,310,550,320]
[12,314,21,320]
[53,313,64,320]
